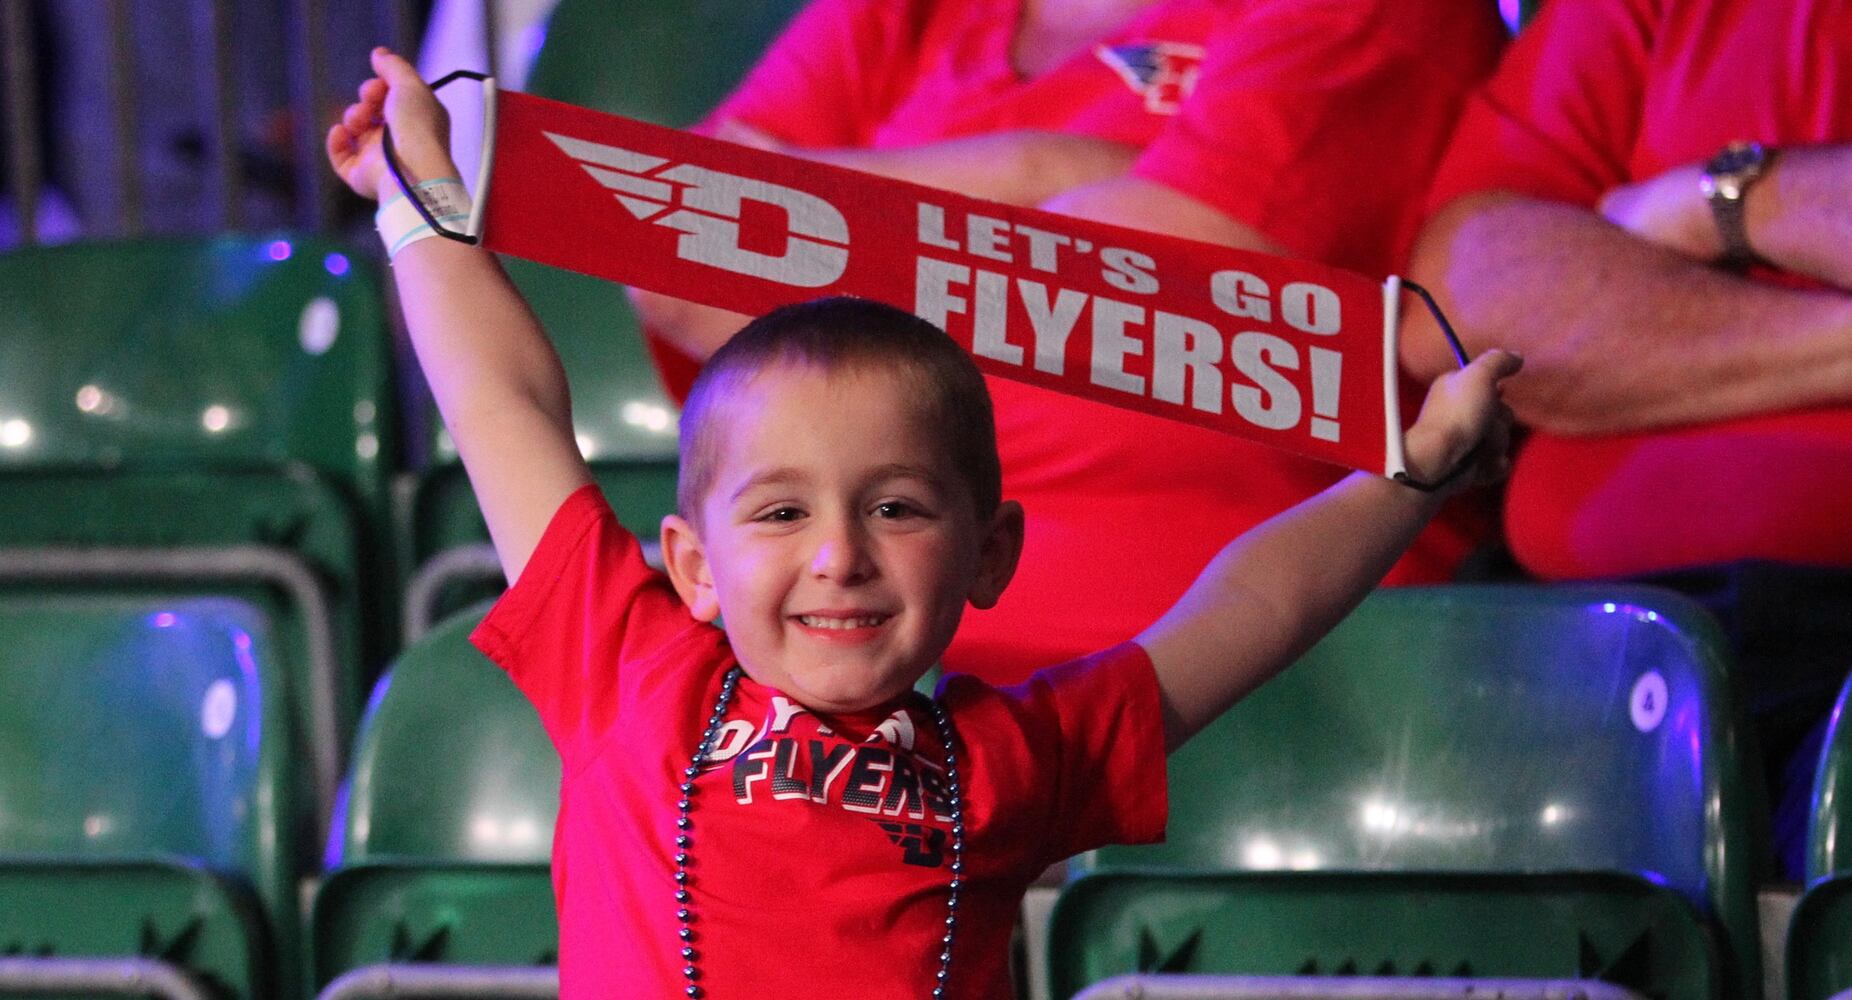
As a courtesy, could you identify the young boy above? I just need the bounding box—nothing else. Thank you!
[328,49,1520,999]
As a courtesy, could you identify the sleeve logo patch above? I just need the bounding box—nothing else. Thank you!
[1094,41,1205,115]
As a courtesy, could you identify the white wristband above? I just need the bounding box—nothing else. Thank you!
[376,178,473,259]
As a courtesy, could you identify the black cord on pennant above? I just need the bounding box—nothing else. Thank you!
[1400,279,1470,369]
[1392,279,1479,492]
[381,69,492,246]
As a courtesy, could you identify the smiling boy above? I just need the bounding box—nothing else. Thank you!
[660,304,1021,714]
[328,49,1519,999]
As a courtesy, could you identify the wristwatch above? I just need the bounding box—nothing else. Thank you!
[1699,140,1773,265]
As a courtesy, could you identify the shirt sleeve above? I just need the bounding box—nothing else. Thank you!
[1426,0,1659,212]
[698,0,928,147]
[470,483,701,764]
[949,642,1169,868]
[1131,0,1505,275]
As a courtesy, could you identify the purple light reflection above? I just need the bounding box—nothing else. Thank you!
[324,252,350,277]
[266,240,293,262]
[231,627,261,756]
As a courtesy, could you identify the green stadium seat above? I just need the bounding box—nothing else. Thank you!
[0,594,300,1000]
[1055,585,1761,1000]
[310,865,556,999]
[0,237,393,502]
[311,604,559,997]
[400,461,677,641]
[0,236,397,820]
[400,0,808,632]
[1786,670,1852,1000]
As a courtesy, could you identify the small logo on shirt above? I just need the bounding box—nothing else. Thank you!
[1095,41,1204,115]
[878,821,949,868]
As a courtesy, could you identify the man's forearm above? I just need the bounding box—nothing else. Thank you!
[1751,145,1852,288]
[1404,193,1852,434]
[808,131,1139,207]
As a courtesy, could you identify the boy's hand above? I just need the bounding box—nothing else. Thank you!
[1402,349,1524,494]
[325,47,457,202]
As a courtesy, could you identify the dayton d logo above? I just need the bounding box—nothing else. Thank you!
[546,131,849,288]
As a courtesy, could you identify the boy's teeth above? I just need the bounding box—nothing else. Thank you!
[798,614,886,629]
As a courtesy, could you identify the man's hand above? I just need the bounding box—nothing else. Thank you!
[1400,349,1523,493]
[325,47,456,202]
[1597,160,1721,261]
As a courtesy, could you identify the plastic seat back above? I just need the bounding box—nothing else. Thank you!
[402,462,678,636]
[311,863,557,992]
[0,236,392,512]
[0,468,365,742]
[1050,870,1713,1000]
[1075,585,1759,996]
[314,605,559,993]
[0,593,298,997]
[0,236,393,808]
[1788,671,1852,1000]
[330,604,559,865]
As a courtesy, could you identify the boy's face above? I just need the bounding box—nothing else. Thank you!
[662,360,1021,714]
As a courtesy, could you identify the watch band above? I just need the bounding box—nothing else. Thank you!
[1700,141,1771,266]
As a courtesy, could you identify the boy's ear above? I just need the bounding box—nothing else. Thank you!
[967,500,1024,610]
[661,513,721,622]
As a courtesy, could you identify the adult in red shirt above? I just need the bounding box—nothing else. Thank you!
[636,0,1507,683]
[1404,0,1852,874]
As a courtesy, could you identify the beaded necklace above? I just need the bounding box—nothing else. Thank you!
[671,666,967,998]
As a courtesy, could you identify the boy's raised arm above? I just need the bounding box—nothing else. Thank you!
[1136,351,1522,753]
[328,49,593,585]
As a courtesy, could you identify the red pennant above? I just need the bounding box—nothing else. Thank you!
[481,89,1412,477]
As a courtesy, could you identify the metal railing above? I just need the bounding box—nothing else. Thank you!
[1073,975,1649,1000]
[317,964,558,1000]
[0,956,215,1000]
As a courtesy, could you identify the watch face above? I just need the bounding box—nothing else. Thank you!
[1708,141,1766,179]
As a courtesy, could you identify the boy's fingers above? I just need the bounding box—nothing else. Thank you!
[342,101,375,134]
[325,122,353,164]
[358,77,387,105]
[370,46,424,89]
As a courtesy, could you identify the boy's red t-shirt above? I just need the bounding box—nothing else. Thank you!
[470,485,1168,999]
[665,0,1506,681]
[1426,0,1852,579]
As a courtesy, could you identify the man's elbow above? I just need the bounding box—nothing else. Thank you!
[1399,192,1541,382]
[1400,210,1475,382]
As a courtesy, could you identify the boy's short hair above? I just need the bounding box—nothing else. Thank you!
[677,296,1002,523]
